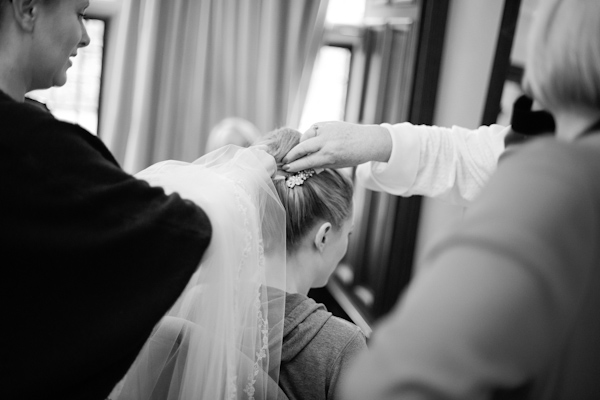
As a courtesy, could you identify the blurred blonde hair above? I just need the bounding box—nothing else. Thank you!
[525,0,600,111]
[254,128,354,253]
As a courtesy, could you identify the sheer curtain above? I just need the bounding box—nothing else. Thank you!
[100,0,328,173]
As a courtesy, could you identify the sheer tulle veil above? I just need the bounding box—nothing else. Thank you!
[110,146,288,400]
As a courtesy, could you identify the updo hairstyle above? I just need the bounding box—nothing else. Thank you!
[254,128,354,253]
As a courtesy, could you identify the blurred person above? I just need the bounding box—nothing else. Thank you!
[205,116,263,152]
[338,0,600,398]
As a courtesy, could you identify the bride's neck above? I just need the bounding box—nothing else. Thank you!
[266,252,314,296]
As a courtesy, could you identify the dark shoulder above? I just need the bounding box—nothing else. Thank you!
[1,95,52,140]
[1,96,120,167]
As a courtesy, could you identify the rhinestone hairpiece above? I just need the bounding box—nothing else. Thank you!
[286,169,315,188]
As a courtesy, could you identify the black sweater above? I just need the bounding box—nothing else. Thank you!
[0,91,212,400]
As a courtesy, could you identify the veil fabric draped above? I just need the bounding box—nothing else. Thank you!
[112,146,287,400]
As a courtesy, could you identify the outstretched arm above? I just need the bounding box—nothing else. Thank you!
[283,120,508,205]
[358,123,508,205]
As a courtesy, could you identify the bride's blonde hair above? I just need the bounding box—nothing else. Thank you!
[254,128,354,252]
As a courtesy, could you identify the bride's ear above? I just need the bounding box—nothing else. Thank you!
[314,222,332,252]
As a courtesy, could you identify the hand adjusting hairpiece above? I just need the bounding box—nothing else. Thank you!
[286,169,315,188]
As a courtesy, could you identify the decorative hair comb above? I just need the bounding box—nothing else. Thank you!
[286,169,315,188]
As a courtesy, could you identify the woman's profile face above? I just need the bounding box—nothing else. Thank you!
[30,0,90,90]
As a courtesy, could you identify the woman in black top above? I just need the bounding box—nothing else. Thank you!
[0,1,215,398]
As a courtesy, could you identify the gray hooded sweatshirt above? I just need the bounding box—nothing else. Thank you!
[277,292,367,400]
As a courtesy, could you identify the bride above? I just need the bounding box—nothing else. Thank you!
[110,127,364,400]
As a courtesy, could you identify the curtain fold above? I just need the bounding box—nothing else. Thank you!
[100,0,328,173]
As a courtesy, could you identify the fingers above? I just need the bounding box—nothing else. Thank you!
[282,137,322,165]
[300,124,319,143]
[283,153,322,172]
[284,122,336,171]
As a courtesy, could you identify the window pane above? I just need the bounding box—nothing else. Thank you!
[326,0,366,25]
[299,46,352,132]
[27,19,105,135]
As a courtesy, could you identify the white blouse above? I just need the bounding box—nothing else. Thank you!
[356,122,509,206]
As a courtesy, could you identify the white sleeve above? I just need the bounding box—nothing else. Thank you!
[355,122,509,206]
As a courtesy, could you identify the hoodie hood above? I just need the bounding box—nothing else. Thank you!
[280,292,331,363]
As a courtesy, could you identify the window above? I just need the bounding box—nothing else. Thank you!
[326,0,366,25]
[27,18,106,135]
[298,46,352,131]
[298,0,366,131]
[306,0,443,335]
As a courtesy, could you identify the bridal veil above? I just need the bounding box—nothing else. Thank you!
[112,146,287,400]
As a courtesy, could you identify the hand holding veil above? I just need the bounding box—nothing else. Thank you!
[111,146,287,400]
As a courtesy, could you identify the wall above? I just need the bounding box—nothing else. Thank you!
[413,0,505,270]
